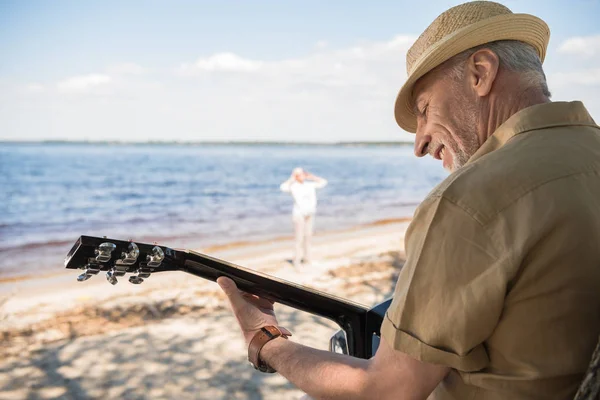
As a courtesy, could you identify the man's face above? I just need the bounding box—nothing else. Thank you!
[294,171,306,183]
[412,66,481,172]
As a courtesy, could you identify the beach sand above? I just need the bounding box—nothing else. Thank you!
[0,219,410,400]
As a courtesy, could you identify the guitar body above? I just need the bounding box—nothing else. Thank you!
[64,235,391,358]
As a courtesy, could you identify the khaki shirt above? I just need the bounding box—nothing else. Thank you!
[380,101,600,399]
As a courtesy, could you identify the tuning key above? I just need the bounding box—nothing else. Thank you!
[146,246,164,268]
[106,268,119,285]
[77,272,93,282]
[95,242,117,263]
[77,265,100,282]
[129,275,144,284]
[128,266,152,284]
[120,241,140,265]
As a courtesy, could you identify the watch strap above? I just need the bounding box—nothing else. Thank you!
[248,325,289,373]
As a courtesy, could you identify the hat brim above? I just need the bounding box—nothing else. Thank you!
[394,13,550,133]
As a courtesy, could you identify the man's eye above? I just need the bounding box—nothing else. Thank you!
[420,105,428,117]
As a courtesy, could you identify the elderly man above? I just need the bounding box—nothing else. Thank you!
[218,1,600,399]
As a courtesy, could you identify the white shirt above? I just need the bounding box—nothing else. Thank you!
[280,179,327,217]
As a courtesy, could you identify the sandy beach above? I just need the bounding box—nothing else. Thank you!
[0,219,410,400]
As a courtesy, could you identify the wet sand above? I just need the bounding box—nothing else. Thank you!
[0,220,410,400]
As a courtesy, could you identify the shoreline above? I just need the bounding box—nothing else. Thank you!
[1,218,411,324]
[0,140,414,146]
[0,216,413,284]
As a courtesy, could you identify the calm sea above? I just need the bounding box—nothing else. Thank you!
[0,143,446,277]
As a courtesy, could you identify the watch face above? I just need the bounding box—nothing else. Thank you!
[259,363,270,373]
[254,360,274,373]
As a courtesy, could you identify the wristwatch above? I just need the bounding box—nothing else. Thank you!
[248,325,290,373]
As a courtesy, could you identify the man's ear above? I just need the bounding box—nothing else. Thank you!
[466,48,499,98]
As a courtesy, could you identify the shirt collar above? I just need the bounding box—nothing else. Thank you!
[467,101,598,165]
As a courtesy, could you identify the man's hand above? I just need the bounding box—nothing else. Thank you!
[217,277,291,345]
[217,276,448,400]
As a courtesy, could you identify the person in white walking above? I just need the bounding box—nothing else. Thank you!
[279,168,327,268]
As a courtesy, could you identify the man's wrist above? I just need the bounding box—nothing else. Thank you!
[259,335,289,371]
[248,326,290,373]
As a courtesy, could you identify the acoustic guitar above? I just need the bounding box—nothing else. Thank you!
[64,235,391,359]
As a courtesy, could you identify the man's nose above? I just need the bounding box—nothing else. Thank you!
[413,117,432,157]
[414,133,432,158]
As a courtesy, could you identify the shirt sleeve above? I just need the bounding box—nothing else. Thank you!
[313,179,327,189]
[380,195,508,372]
[280,180,292,192]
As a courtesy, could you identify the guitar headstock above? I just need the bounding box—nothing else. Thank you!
[64,236,180,285]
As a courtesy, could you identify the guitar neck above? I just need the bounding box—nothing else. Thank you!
[181,250,368,324]
[179,250,371,357]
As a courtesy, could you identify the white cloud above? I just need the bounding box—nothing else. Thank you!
[0,35,422,142]
[167,35,417,141]
[315,40,328,49]
[8,33,600,143]
[106,62,145,75]
[549,68,600,87]
[557,35,600,57]
[179,35,415,88]
[548,34,600,107]
[179,52,264,74]
[57,74,112,93]
[25,83,45,93]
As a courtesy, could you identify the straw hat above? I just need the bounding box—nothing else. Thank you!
[394,1,550,133]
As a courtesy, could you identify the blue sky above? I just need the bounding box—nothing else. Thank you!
[1,0,599,142]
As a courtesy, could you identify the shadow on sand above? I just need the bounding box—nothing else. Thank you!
[0,251,406,400]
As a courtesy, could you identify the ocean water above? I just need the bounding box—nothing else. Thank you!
[0,143,446,277]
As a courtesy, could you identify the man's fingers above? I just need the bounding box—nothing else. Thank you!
[217,276,248,310]
[216,276,237,294]
[241,292,275,307]
[218,276,276,313]
[217,276,288,338]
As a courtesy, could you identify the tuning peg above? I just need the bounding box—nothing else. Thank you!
[120,242,139,265]
[128,266,151,284]
[106,268,118,285]
[129,276,144,284]
[146,246,165,268]
[95,242,117,263]
[77,272,93,282]
[77,265,100,282]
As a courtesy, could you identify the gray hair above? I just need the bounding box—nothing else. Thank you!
[446,40,551,98]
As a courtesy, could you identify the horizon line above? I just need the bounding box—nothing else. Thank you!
[0,139,414,146]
